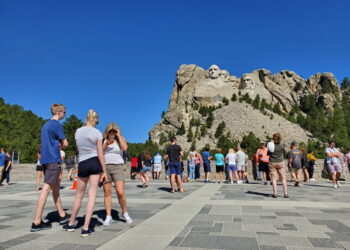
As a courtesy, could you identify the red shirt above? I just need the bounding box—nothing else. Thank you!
[131,157,138,167]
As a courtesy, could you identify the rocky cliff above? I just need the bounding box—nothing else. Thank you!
[149,64,342,151]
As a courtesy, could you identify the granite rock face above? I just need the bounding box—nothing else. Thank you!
[149,64,342,151]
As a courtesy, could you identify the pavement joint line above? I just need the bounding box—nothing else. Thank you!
[98,183,222,250]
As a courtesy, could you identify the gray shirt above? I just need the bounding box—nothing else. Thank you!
[269,143,284,163]
[287,149,302,168]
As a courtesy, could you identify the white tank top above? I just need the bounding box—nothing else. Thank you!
[104,141,124,165]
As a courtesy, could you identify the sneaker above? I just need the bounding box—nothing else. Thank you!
[230,181,233,184]
[62,224,75,232]
[310,178,316,181]
[30,221,52,232]
[337,181,341,188]
[103,216,112,226]
[334,184,338,189]
[123,213,133,224]
[81,228,95,237]
[59,213,70,225]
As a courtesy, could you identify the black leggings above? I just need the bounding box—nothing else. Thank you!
[195,164,201,179]
[308,162,314,178]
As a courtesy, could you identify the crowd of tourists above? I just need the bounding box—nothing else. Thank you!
[1,103,350,238]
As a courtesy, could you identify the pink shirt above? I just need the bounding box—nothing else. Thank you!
[345,153,350,164]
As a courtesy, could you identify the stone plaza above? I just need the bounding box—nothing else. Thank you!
[1,178,350,250]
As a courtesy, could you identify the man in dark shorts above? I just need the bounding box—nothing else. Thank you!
[165,137,184,193]
[31,104,70,232]
[202,148,212,183]
[287,142,302,187]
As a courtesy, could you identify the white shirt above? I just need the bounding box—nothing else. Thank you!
[75,126,103,162]
[326,147,340,164]
[104,141,124,165]
[60,150,66,159]
[226,153,237,165]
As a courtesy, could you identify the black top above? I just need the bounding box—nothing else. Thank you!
[166,144,182,163]
[142,156,152,167]
[5,156,11,170]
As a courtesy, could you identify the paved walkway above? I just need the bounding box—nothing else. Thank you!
[1,179,350,250]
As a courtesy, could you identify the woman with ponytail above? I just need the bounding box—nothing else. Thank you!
[63,109,107,237]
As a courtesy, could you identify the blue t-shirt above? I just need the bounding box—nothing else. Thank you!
[202,151,210,163]
[153,154,162,164]
[40,120,66,165]
[214,153,224,166]
[0,153,6,166]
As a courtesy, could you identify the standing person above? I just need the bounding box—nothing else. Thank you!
[225,148,239,184]
[256,142,270,185]
[59,146,65,180]
[0,148,6,185]
[35,148,43,191]
[300,148,310,182]
[236,146,246,183]
[267,133,289,198]
[130,156,139,180]
[202,147,212,183]
[65,155,76,181]
[345,148,350,175]
[214,148,224,184]
[187,152,195,182]
[194,152,202,181]
[140,151,152,188]
[243,150,250,183]
[102,122,132,226]
[2,152,12,186]
[62,109,107,236]
[287,142,302,187]
[31,104,69,232]
[307,151,317,181]
[164,137,184,193]
[338,149,347,181]
[153,152,162,179]
[325,141,342,188]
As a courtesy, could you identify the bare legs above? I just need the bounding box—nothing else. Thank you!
[103,181,128,216]
[302,167,309,182]
[331,172,341,185]
[68,175,100,230]
[170,174,183,192]
[36,171,43,191]
[34,182,65,224]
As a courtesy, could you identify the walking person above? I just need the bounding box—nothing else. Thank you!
[0,148,6,185]
[65,155,76,181]
[140,151,152,188]
[102,122,132,226]
[236,146,246,182]
[256,142,270,185]
[243,150,250,183]
[2,152,12,186]
[164,137,184,193]
[214,148,224,184]
[345,148,350,176]
[153,152,162,179]
[300,148,310,182]
[267,133,288,198]
[202,147,212,183]
[194,152,202,181]
[307,150,317,181]
[187,152,195,182]
[325,141,342,188]
[31,104,69,232]
[35,148,43,191]
[287,142,302,187]
[130,156,139,179]
[62,109,107,236]
[225,148,239,184]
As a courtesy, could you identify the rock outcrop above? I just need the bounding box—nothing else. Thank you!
[149,64,342,151]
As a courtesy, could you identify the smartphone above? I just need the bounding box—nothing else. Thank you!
[108,134,115,141]
[98,181,104,188]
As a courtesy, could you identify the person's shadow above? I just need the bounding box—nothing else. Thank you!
[45,209,103,229]
[246,190,271,197]
[158,187,173,193]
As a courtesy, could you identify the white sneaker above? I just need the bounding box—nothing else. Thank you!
[123,213,133,224]
[337,181,341,188]
[103,216,112,226]
[310,178,316,181]
[230,181,233,184]
[334,184,338,189]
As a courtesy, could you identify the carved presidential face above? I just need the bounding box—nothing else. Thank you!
[221,70,229,78]
[241,75,254,89]
[208,65,221,79]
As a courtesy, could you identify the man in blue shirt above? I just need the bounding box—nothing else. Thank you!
[31,104,70,232]
[0,148,6,185]
[202,147,212,183]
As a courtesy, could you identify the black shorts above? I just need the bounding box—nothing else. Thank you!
[258,162,269,172]
[131,167,139,173]
[43,163,61,184]
[36,165,44,171]
[203,162,211,173]
[216,165,224,173]
[78,157,103,178]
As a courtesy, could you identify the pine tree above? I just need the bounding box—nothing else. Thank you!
[177,122,186,135]
[215,121,226,138]
[231,93,237,101]
[187,127,194,142]
[206,112,214,128]
[252,94,260,109]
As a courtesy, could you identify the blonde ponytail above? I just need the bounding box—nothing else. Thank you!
[86,109,98,126]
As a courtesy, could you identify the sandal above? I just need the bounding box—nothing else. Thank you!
[272,194,278,198]
[284,194,289,198]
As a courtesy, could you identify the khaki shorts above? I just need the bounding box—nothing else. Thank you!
[268,162,286,180]
[106,164,125,182]
[290,168,301,175]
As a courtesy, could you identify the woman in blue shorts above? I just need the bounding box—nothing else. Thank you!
[225,148,239,184]
[140,151,152,188]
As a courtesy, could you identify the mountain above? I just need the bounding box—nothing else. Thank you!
[149,64,349,151]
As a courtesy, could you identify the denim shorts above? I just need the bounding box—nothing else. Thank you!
[227,164,237,172]
[141,166,152,173]
[169,162,182,175]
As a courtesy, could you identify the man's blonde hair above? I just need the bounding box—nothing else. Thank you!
[51,104,66,115]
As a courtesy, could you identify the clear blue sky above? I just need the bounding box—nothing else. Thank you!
[1,0,349,142]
